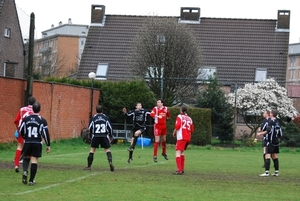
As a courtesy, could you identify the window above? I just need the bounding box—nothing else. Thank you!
[255,68,267,82]
[3,62,15,77]
[290,69,296,79]
[197,67,216,82]
[4,28,11,38]
[145,66,164,81]
[96,63,108,80]
[290,57,296,67]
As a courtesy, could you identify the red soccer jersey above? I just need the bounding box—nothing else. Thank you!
[174,114,194,141]
[150,106,170,126]
[14,105,34,129]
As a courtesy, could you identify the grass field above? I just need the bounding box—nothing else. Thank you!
[1,138,300,201]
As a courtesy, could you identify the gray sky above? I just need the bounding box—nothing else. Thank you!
[16,0,299,44]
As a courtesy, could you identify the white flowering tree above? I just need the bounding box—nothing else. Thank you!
[227,78,298,138]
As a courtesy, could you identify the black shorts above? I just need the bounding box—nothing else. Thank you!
[23,143,43,158]
[262,137,267,147]
[132,126,146,137]
[266,143,279,154]
[90,136,111,149]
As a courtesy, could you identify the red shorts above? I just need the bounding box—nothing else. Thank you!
[154,124,167,136]
[17,133,24,143]
[175,140,189,151]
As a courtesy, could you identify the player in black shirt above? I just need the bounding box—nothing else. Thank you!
[19,102,50,185]
[122,102,151,163]
[257,110,270,168]
[84,105,114,171]
[259,109,282,177]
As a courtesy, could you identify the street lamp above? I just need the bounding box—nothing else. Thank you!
[88,72,96,119]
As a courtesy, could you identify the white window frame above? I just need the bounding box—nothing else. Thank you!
[95,63,108,80]
[255,68,267,82]
[197,67,216,83]
[4,28,11,38]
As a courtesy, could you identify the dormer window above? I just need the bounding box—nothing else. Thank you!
[4,28,11,38]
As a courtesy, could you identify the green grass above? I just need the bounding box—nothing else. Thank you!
[0,138,300,201]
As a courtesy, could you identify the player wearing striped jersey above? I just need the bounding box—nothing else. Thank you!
[257,110,270,168]
[123,102,151,163]
[150,99,171,162]
[19,102,51,185]
[84,105,115,171]
[172,105,194,175]
[259,110,282,177]
[13,96,36,173]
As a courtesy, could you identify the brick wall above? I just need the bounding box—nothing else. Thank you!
[0,77,100,143]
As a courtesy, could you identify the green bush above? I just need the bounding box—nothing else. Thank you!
[166,107,211,146]
[281,122,300,147]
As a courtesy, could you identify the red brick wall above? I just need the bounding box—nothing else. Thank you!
[0,77,100,143]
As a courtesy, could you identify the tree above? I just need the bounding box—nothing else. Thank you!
[196,77,234,143]
[129,17,202,105]
[227,78,298,138]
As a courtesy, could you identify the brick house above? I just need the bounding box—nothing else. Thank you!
[78,5,290,89]
[32,20,88,78]
[0,0,24,78]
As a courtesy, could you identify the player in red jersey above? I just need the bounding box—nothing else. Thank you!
[13,96,36,173]
[150,99,171,162]
[172,105,194,175]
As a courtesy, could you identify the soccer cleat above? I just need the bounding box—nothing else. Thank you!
[83,166,91,170]
[127,147,133,152]
[22,171,28,184]
[28,181,36,186]
[153,156,158,163]
[162,153,168,160]
[173,171,183,175]
[19,159,23,164]
[109,162,114,172]
[127,158,133,164]
[271,172,279,177]
[15,166,20,173]
[259,172,269,177]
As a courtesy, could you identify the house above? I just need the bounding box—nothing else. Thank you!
[0,0,25,78]
[78,5,290,90]
[32,20,88,77]
[287,43,300,112]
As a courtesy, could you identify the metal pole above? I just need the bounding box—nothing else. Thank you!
[160,77,163,99]
[90,79,94,119]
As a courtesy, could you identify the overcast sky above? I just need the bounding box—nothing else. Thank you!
[15,0,300,44]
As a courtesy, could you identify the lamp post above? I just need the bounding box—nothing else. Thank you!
[88,72,96,119]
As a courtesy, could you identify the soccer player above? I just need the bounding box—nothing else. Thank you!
[259,109,282,177]
[122,102,151,163]
[13,96,36,173]
[84,105,115,171]
[172,105,194,175]
[257,110,270,168]
[150,99,171,162]
[19,102,51,185]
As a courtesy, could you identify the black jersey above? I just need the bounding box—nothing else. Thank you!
[19,114,50,146]
[89,113,113,137]
[265,118,282,146]
[125,108,150,128]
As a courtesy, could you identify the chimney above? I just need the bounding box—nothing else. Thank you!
[51,24,54,28]
[68,18,72,24]
[59,21,62,26]
[91,5,105,23]
[277,10,290,29]
[180,7,200,21]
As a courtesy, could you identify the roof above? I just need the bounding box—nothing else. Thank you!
[78,13,289,86]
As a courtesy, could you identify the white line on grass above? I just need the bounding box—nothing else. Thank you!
[11,161,166,195]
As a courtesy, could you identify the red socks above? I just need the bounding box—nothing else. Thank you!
[14,149,22,167]
[176,156,182,172]
[153,142,159,156]
[161,141,166,154]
